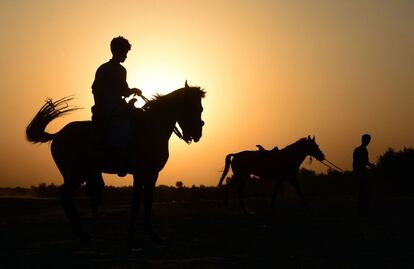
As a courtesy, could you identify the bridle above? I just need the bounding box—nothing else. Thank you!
[136,93,189,144]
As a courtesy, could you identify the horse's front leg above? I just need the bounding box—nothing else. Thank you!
[143,171,162,242]
[85,172,105,218]
[289,177,310,212]
[128,174,143,247]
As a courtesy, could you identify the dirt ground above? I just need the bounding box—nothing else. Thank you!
[1,195,413,268]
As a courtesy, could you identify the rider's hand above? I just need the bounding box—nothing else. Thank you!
[132,88,142,96]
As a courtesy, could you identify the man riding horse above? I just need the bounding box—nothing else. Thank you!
[91,36,142,176]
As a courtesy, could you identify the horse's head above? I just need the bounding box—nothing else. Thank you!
[303,136,325,161]
[176,81,206,143]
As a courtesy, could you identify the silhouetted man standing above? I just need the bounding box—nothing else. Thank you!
[353,134,375,216]
[91,36,142,175]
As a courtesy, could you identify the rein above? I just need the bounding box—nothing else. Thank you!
[136,93,187,143]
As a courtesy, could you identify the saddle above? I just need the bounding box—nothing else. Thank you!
[256,145,279,152]
[255,144,280,169]
[90,99,145,176]
[89,130,132,177]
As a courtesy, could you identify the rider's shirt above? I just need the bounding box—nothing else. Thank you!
[92,59,130,118]
[353,145,369,173]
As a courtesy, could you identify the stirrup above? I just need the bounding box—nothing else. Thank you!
[118,171,128,177]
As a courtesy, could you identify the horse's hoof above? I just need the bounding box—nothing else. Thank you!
[79,231,91,242]
[148,232,164,243]
[240,208,254,215]
[92,212,100,219]
[127,238,140,249]
[150,234,163,243]
[244,210,256,215]
[73,227,91,242]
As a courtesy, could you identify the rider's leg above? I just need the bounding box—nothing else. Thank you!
[108,116,132,176]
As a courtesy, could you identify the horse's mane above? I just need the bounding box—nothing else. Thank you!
[281,137,309,152]
[143,86,206,111]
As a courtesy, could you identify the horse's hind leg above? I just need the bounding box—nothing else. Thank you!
[237,174,249,213]
[60,180,90,241]
[223,177,237,206]
[270,179,283,212]
[85,172,104,218]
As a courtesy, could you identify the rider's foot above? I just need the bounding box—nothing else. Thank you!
[116,159,128,177]
[118,170,128,177]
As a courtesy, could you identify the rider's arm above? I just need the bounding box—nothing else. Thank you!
[120,68,142,96]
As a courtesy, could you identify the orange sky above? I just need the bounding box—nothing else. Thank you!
[0,0,413,187]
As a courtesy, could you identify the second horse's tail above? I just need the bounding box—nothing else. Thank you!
[218,154,235,186]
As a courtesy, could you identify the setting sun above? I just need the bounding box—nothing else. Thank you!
[131,65,185,95]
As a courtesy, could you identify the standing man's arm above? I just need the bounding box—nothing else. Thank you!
[365,149,375,169]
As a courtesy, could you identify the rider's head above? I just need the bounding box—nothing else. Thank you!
[361,134,371,146]
[110,36,131,63]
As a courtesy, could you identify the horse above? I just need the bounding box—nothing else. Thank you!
[26,81,205,246]
[218,136,325,212]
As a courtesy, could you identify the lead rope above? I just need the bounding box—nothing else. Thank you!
[318,159,344,172]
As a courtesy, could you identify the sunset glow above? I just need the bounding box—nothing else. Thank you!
[0,0,413,187]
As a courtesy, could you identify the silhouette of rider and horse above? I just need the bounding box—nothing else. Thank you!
[26,36,346,245]
[26,37,205,246]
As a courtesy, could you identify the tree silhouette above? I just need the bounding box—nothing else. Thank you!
[377,147,414,196]
[175,181,184,189]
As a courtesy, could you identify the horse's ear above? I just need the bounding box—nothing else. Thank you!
[185,80,189,88]
[312,136,315,141]
[307,135,311,140]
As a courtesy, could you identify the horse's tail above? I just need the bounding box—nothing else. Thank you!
[26,96,79,143]
[218,153,235,186]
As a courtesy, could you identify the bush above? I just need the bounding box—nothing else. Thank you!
[377,147,414,196]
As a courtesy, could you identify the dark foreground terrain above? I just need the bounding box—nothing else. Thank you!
[1,194,413,268]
